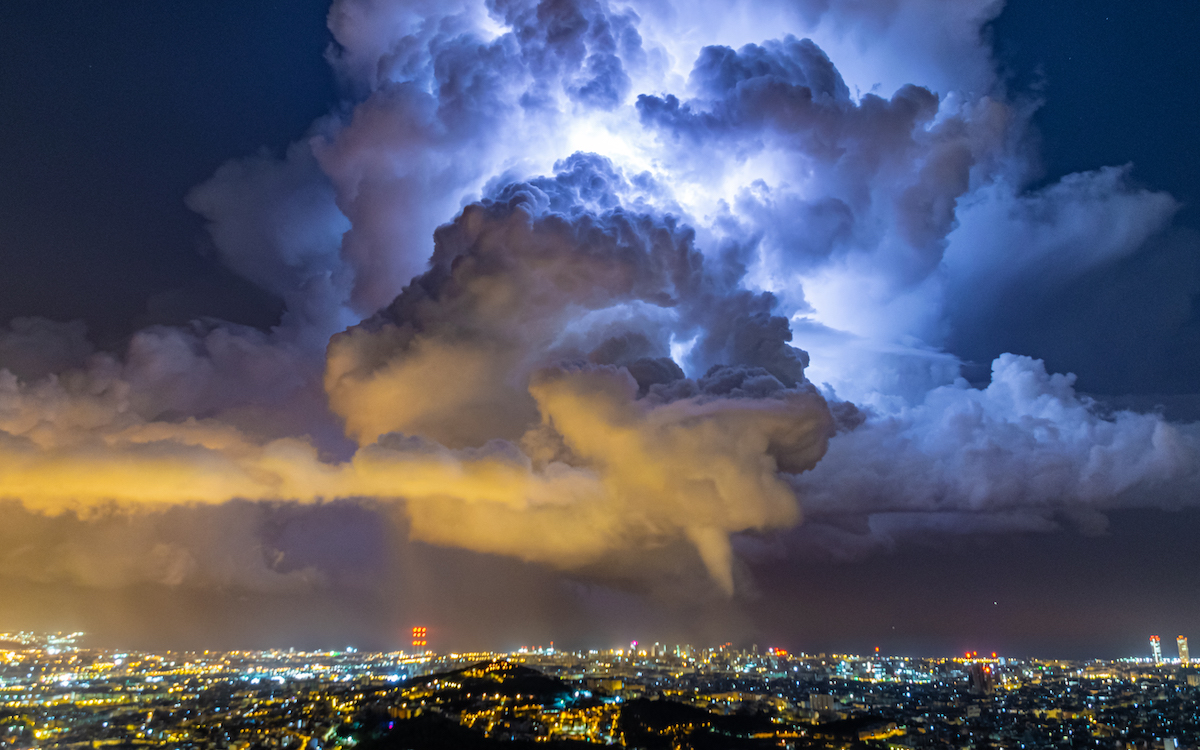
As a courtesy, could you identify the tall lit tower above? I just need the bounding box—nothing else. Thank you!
[412,626,428,652]
[1150,635,1163,664]
[1178,636,1190,665]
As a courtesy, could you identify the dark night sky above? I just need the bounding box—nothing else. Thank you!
[0,0,1198,658]
[994,1,1200,231]
[975,0,1200,397]
[0,0,337,343]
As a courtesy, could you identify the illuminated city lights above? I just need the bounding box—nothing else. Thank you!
[0,632,1197,748]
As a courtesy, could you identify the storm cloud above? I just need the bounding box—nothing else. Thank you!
[2,0,1199,626]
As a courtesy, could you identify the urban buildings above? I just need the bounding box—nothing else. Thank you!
[1180,636,1191,666]
[2,632,1200,749]
[1153,635,1164,665]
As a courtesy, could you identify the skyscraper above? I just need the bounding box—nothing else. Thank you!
[1178,636,1190,666]
[968,663,995,695]
[1151,635,1163,664]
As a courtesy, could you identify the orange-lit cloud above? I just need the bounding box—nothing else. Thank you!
[1,357,832,595]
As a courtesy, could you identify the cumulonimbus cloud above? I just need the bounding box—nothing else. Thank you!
[2,159,834,593]
[2,0,1198,597]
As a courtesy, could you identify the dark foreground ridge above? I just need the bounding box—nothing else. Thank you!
[355,712,589,750]
[350,660,803,749]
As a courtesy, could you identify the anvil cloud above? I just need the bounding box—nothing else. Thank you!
[2,0,1198,610]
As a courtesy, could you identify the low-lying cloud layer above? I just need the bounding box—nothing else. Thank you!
[3,0,1199,630]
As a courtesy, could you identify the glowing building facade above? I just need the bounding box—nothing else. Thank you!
[1178,636,1189,665]
[412,626,428,651]
[1151,635,1163,664]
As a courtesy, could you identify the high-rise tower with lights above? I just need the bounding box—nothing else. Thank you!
[1178,636,1190,665]
[1151,635,1163,664]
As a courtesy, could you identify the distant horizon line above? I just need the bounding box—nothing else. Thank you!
[0,630,1190,665]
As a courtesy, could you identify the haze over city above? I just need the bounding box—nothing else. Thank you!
[1,0,1199,662]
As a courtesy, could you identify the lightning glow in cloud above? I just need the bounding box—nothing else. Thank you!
[2,0,1198,598]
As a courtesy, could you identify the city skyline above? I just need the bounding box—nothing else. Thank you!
[2,630,1198,748]
[2,0,1199,658]
[3,631,1197,664]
